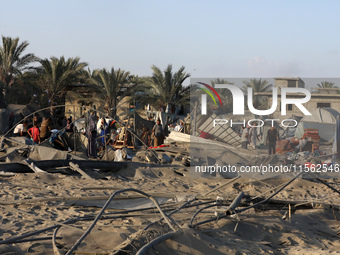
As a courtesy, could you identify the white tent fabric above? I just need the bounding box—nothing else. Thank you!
[282,115,303,138]
[332,116,340,162]
[295,108,340,142]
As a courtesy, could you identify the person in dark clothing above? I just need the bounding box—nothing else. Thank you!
[62,116,68,128]
[86,112,97,158]
[99,118,108,146]
[65,118,74,133]
[152,119,164,147]
[266,126,279,155]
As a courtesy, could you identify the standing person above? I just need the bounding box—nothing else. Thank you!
[62,116,67,128]
[34,114,41,126]
[152,119,164,147]
[249,126,259,149]
[28,123,41,144]
[86,112,97,158]
[241,126,249,149]
[40,117,51,142]
[99,118,108,146]
[266,126,279,155]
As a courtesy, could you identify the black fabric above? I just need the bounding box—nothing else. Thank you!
[268,141,276,154]
[134,112,154,133]
[267,129,278,142]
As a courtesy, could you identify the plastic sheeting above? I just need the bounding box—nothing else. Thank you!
[29,146,68,160]
[134,112,155,132]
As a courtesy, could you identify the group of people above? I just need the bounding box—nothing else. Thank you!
[13,115,53,144]
[243,125,308,155]
[241,125,261,150]
[139,119,165,147]
[241,125,280,155]
[85,113,127,158]
[9,110,170,160]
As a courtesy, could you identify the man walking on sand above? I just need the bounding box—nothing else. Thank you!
[266,126,279,155]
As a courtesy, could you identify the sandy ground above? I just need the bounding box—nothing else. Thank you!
[1,143,340,254]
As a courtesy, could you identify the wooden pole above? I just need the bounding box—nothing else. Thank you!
[104,117,108,160]
[73,105,76,155]
[192,101,198,136]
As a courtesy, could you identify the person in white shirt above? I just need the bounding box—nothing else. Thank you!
[174,121,184,132]
[241,126,249,149]
[13,121,28,136]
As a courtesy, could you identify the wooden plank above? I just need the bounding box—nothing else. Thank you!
[69,162,93,179]
[24,159,46,173]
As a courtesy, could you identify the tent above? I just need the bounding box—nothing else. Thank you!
[282,115,303,138]
[0,104,41,133]
[294,108,340,142]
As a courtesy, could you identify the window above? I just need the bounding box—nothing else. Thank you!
[317,103,331,108]
[279,104,293,111]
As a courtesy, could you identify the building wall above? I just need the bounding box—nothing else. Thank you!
[267,96,340,118]
[275,80,288,89]
[65,90,106,119]
[65,90,132,120]
[274,78,305,89]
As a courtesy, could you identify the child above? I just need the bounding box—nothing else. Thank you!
[28,123,41,144]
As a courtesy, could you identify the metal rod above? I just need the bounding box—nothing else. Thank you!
[65,188,179,255]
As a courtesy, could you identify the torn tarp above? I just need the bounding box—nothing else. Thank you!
[29,146,68,160]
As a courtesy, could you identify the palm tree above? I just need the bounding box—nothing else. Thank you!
[210,78,233,112]
[135,64,190,112]
[5,71,43,105]
[0,81,5,108]
[243,78,272,109]
[0,36,38,101]
[317,81,337,88]
[91,67,135,116]
[36,56,88,107]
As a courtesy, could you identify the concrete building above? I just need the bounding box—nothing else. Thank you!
[64,84,133,119]
[65,84,105,119]
[255,77,340,118]
[274,77,305,89]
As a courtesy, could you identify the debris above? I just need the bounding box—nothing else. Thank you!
[69,162,93,179]
[23,159,46,173]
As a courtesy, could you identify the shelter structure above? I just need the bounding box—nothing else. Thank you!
[294,108,340,142]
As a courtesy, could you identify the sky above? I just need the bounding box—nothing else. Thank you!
[1,0,340,84]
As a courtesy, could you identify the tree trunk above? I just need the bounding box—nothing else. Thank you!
[113,97,117,117]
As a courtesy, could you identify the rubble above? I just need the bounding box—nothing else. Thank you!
[1,108,340,255]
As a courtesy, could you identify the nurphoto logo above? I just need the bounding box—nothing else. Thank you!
[199,83,312,116]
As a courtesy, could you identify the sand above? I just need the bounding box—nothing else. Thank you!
[0,143,340,254]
